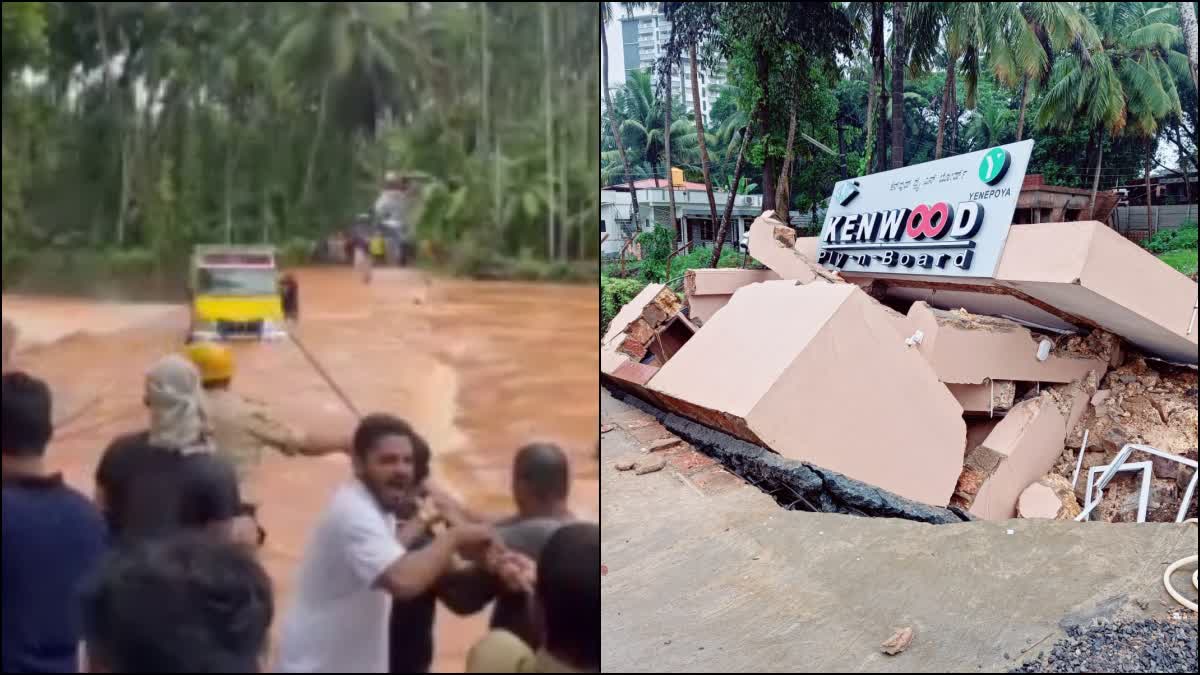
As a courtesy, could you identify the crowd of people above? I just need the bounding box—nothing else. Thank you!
[2,338,600,673]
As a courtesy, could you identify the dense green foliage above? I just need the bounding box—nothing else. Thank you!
[2,2,599,286]
[602,2,1195,219]
[1146,221,1199,254]
[601,276,646,334]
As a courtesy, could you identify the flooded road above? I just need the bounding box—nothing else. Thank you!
[2,267,599,671]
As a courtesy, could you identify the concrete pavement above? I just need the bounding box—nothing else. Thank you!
[601,389,1198,672]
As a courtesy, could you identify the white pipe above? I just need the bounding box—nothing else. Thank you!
[1070,429,1089,490]
[1163,519,1197,612]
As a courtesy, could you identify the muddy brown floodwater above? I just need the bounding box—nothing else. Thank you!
[2,267,599,672]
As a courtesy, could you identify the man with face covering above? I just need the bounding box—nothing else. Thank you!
[277,414,497,673]
[94,355,248,546]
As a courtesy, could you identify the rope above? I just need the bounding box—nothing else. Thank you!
[1163,519,1198,612]
[289,329,363,421]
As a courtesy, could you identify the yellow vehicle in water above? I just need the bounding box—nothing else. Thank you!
[188,246,287,342]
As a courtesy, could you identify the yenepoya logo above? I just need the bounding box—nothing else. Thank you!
[818,200,985,271]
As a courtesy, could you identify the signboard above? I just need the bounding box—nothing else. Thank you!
[817,139,1033,278]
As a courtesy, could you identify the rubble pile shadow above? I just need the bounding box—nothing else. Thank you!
[606,385,974,524]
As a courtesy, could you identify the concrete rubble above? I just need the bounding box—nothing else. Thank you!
[603,210,1199,524]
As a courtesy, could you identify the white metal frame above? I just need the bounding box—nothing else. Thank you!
[1075,443,1199,523]
[1083,461,1153,523]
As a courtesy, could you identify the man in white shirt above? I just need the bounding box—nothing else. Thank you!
[277,414,494,673]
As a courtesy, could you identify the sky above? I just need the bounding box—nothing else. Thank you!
[605,2,650,90]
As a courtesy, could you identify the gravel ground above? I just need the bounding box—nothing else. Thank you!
[1011,619,1198,673]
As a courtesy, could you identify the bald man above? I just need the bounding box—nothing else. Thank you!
[433,443,576,653]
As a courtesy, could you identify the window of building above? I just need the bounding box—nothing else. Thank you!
[601,219,607,234]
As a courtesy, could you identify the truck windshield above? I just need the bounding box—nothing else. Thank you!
[197,268,277,297]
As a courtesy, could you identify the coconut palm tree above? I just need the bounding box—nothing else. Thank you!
[989,3,1094,141]
[1037,2,1182,219]
[890,2,907,168]
[601,2,642,233]
[1177,2,1198,89]
[274,2,428,209]
[906,3,991,159]
[964,104,1016,150]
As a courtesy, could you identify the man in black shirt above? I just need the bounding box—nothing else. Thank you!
[95,432,244,546]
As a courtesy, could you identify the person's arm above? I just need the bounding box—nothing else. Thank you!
[436,532,537,615]
[374,524,495,600]
[241,404,347,457]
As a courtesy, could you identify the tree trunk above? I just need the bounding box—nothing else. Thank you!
[301,79,331,210]
[948,94,960,155]
[1015,75,1028,141]
[872,3,888,172]
[710,125,754,266]
[1180,2,1199,90]
[755,45,776,213]
[1171,124,1192,203]
[601,13,640,238]
[558,4,569,261]
[774,107,797,225]
[481,3,490,162]
[1144,134,1155,236]
[837,114,848,178]
[935,53,956,159]
[890,1,907,169]
[690,44,720,238]
[1089,127,1104,219]
[116,129,131,247]
[542,3,555,259]
[664,60,679,248]
[224,141,236,244]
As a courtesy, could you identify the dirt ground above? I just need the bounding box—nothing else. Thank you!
[3,267,599,672]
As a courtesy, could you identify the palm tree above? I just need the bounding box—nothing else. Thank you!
[689,43,720,240]
[661,49,679,245]
[964,104,1015,150]
[601,2,641,234]
[611,70,697,184]
[907,3,990,159]
[989,3,1094,141]
[1037,2,1182,219]
[274,3,424,210]
[890,2,907,169]
[1179,2,1198,89]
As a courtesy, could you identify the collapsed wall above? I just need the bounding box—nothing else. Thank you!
[605,210,1198,523]
[647,281,967,507]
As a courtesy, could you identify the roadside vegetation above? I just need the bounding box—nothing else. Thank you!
[2,2,599,293]
[1148,220,1199,276]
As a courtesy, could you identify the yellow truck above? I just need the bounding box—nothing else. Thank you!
[188,246,287,342]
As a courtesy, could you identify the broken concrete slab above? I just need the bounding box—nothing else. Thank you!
[646,281,966,507]
[747,211,842,284]
[1018,482,1061,519]
[684,268,780,324]
[957,393,1070,519]
[1018,475,1081,519]
[947,380,1016,413]
[603,283,666,346]
[906,302,1108,385]
[796,221,1198,365]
